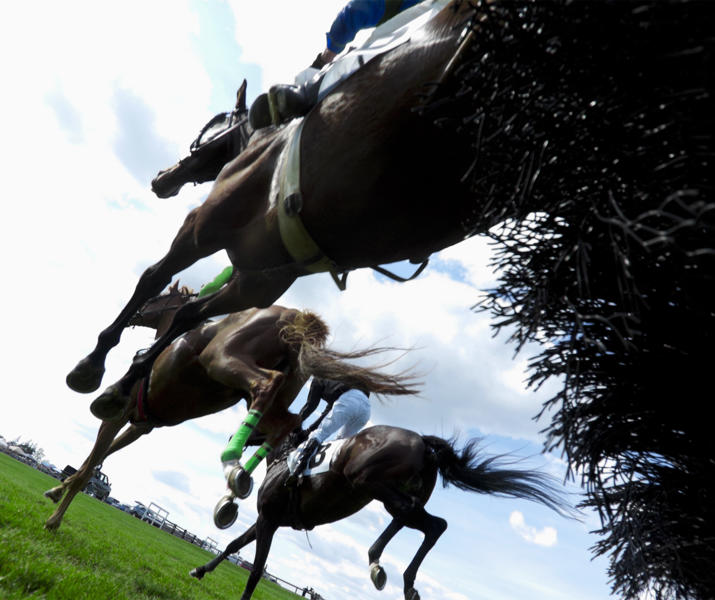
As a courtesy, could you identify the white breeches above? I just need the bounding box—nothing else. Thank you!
[311,389,371,444]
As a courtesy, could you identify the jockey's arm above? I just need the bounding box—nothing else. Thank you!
[299,378,326,423]
[325,0,386,55]
[320,0,422,65]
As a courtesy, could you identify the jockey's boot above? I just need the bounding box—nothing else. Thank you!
[249,93,272,130]
[269,84,312,124]
[285,438,320,487]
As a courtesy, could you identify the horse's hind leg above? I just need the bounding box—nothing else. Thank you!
[127,268,297,383]
[368,519,403,590]
[45,418,127,530]
[373,487,447,600]
[66,207,221,394]
[190,522,257,580]
[399,508,447,600]
[90,268,297,422]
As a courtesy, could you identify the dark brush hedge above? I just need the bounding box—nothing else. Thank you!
[424,2,714,598]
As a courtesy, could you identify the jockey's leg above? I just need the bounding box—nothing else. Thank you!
[311,390,371,444]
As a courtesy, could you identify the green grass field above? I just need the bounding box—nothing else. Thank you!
[0,452,301,600]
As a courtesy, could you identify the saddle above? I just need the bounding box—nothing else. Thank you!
[151,3,445,199]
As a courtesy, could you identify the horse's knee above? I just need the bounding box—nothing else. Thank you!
[432,516,447,536]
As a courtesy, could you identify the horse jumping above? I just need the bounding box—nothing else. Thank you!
[45,286,417,530]
[191,425,574,600]
[65,0,480,418]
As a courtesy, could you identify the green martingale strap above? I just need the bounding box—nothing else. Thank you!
[243,442,273,474]
[198,266,234,297]
[220,409,263,462]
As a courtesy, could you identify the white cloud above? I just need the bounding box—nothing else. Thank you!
[509,510,558,547]
[228,1,347,91]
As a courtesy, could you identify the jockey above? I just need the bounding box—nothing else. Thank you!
[286,377,371,486]
[250,0,423,129]
[316,0,424,67]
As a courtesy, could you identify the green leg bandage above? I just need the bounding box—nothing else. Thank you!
[243,443,273,474]
[221,409,263,462]
[198,266,234,298]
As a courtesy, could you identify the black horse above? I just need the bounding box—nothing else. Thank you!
[191,425,574,600]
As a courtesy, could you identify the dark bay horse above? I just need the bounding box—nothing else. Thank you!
[45,286,417,530]
[191,425,574,600]
[65,0,481,411]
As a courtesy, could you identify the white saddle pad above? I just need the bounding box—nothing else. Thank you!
[302,0,450,102]
[287,438,349,478]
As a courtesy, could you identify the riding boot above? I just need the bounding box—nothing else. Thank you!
[286,438,320,487]
[269,84,312,124]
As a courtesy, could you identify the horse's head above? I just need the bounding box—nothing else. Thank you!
[129,281,196,336]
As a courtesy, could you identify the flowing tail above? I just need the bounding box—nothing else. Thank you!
[423,436,577,518]
[279,311,420,397]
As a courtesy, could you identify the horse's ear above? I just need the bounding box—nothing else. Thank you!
[236,79,248,112]
[168,280,179,294]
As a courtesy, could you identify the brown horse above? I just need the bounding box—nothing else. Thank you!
[45,287,417,530]
[190,425,574,600]
[65,0,481,413]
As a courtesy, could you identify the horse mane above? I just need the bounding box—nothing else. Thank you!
[165,280,195,297]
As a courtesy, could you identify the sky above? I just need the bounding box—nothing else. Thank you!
[1,2,614,599]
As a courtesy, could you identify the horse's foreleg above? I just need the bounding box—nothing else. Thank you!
[45,418,127,530]
[190,522,257,580]
[239,516,279,600]
[66,208,216,394]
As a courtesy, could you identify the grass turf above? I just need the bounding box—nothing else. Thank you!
[0,452,300,600]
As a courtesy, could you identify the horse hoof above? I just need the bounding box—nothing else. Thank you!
[90,385,128,421]
[44,517,61,531]
[66,357,105,393]
[405,588,420,600]
[189,567,204,580]
[213,494,238,529]
[227,466,253,500]
[370,563,387,590]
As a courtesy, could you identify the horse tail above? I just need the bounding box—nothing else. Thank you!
[423,436,576,517]
[279,310,420,398]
